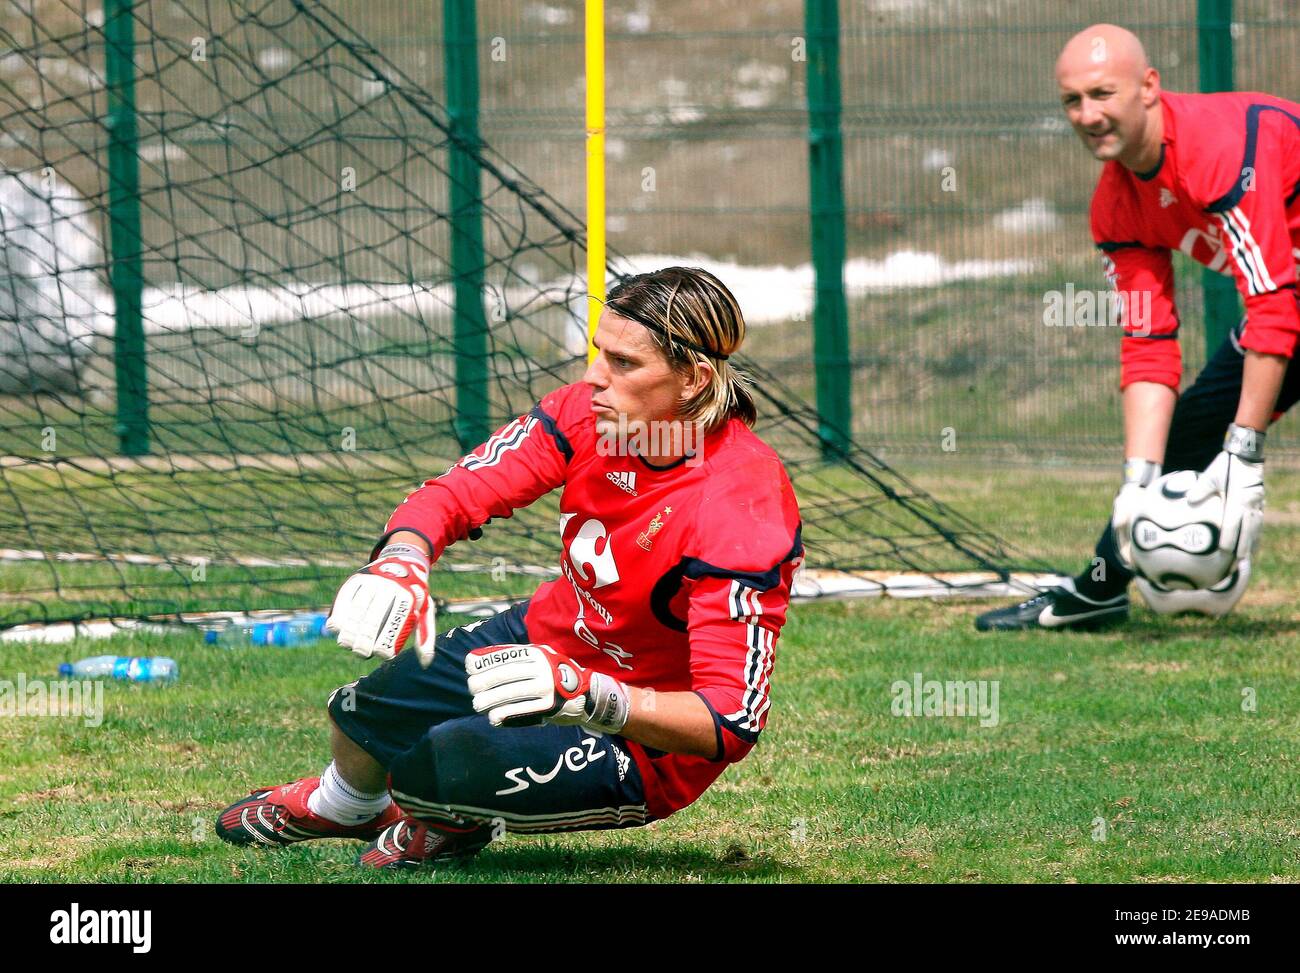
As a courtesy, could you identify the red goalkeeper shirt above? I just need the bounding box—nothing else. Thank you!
[378,381,803,819]
[1091,90,1300,390]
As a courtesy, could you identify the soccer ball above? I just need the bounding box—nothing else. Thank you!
[1129,470,1236,590]
[1135,559,1250,617]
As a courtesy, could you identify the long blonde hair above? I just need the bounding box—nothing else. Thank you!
[603,266,757,430]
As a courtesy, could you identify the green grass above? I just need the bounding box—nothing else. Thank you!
[915,457,1300,575]
[1,463,1297,883]
[1,598,1297,883]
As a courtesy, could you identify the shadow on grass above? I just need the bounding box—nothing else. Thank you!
[5,835,799,884]
[281,839,800,883]
[950,610,1300,646]
[455,841,796,882]
[1128,615,1300,643]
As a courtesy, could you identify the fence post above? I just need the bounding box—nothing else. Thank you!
[585,0,606,362]
[444,0,491,449]
[104,0,148,456]
[805,0,852,457]
[1198,0,1238,356]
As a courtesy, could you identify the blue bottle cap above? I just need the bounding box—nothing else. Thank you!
[58,663,73,676]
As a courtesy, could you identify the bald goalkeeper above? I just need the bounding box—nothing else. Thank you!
[977,24,1300,631]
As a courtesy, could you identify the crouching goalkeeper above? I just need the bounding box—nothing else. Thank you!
[215,267,803,868]
[977,25,1300,631]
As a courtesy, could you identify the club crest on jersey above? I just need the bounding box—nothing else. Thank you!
[606,470,638,496]
[1178,225,1229,273]
[636,505,672,551]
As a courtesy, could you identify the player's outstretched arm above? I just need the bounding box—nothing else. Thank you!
[1182,350,1283,562]
[326,386,581,668]
[1180,351,1281,563]
[1186,108,1298,555]
[1094,211,1184,568]
[379,392,576,561]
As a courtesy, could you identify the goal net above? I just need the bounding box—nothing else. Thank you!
[0,0,1052,632]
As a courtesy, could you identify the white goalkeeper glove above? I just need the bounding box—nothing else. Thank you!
[464,643,630,733]
[1111,458,1161,569]
[325,542,437,666]
[1186,423,1265,562]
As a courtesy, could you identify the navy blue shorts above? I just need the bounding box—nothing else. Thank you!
[327,601,651,835]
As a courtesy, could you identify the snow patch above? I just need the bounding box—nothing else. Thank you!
[138,141,190,164]
[524,3,574,27]
[256,47,292,73]
[922,148,953,171]
[994,197,1060,233]
[732,59,787,110]
[127,248,1033,342]
[612,251,1035,325]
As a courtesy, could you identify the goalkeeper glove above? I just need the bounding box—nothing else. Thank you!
[325,543,437,666]
[1186,423,1265,561]
[1111,458,1161,569]
[465,644,630,733]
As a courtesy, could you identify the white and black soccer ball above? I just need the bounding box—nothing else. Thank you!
[1129,470,1236,591]
[1135,560,1250,617]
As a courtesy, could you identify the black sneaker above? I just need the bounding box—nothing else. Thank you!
[975,583,1128,632]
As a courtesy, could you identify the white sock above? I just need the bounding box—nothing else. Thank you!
[307,761,391,826]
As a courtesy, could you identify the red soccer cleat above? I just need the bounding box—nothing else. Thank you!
[215,776,403,847]
[358,816,492,870]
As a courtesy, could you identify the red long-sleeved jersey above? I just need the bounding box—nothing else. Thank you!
[1091,90,1300,389]
[377,381,803,819]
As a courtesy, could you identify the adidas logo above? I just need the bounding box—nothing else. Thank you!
[1159,188,1177,208]
[606,470,637,496]
[612,745,630,782]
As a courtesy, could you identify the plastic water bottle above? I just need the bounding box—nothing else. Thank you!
[204,611,329,648]
[59,656,178,683]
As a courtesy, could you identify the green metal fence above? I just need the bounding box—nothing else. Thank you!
[3,0,1296,626]
[8,0,1296,461]
[398,0,1293,460]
